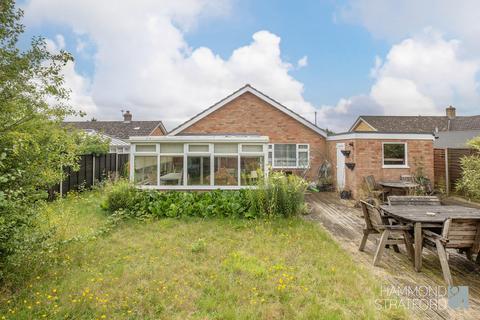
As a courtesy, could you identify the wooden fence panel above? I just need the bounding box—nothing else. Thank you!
[434,148,478,194]
[448,149,477,192]
[49,153,129,199]
[434,148,446,189]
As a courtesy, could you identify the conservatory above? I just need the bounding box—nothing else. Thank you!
[129,135,269,189]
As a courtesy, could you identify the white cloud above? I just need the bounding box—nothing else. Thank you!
[370,30,480,114]
[318,30,480,131]
[44,35,97,115]
[297,56,308,68]
[23,0,316,128]
[339,0,480,52]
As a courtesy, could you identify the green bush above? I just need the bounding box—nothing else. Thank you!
[102,181,251,218]
[456,137,480,201]
[103,172,308,219]
[101,179,141,213]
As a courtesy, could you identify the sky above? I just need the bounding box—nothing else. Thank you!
[18,0,480,132]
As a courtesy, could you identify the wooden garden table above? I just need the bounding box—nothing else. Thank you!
[380,205,480,272]
[379,180,419,195]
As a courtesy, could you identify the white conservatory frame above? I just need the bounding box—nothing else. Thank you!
[129,135,269,190]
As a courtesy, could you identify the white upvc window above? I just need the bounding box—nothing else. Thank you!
[268,143,310,169]
[382,142,408,168]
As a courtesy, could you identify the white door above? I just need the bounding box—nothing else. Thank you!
[336,143,345,190]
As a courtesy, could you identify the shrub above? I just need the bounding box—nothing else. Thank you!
[103,172,308,219]
[102,181,251,218]
[101,180,141,213]
[456,137,480,200]
[246,171,308,217]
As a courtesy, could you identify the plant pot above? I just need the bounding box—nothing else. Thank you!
[317,184,333,192]
[340,190,352,199]
[340,150,351,157]
[345,163,355,170]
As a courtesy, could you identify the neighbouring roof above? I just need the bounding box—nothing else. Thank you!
[434,130,480,148]
[64,120,166,140]
[351,115,480,134]
[168,84,328,137]
[83,130,130,147]
[352,116,449,133]
[448,116,480,131]
[326,131,435,141]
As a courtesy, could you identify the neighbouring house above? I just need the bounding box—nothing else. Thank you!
[129,84,436,199]
[65,111,167,153]
[350,106,480,148]
[347,107,480,196]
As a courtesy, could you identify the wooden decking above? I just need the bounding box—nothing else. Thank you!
[305,192,480,320]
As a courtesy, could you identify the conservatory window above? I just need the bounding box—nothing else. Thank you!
[134,156,158,185]
[135,144,156,152]
[187,156,211,186]
[188,144,209,153]
[160,143,183,153]
[214,143,238,154]
[240,156,264,186]
[214,156,238,185]
[159,156,184,185]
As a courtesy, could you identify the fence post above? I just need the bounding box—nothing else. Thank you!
[59,164,63,196]
[445,148,449,196]
[92,154,96,186]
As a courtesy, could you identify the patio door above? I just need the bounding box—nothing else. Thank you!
[336,143,345,190]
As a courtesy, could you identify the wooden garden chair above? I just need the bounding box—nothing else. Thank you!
[422,218,480,286]
[387,196,441,206]
[400,174,415,182]
[364,175,387,202]
[359,200,414,266]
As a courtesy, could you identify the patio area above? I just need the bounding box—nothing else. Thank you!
[306,192,480,319]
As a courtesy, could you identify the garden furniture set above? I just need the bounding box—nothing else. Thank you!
[359,195,480,286]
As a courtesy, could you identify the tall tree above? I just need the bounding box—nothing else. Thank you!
[0,0,81,273]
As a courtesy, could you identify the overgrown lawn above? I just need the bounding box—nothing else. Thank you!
[0,189,405,319]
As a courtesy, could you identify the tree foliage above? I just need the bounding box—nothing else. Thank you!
[76,132,110,155]
[456,136,480,201]
[0,0,82,276]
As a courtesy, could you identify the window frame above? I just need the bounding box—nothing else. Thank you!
[269,143,310,169]
[382,142,409,168]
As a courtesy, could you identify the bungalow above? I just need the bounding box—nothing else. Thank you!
[130,85,435,198]
[350,106,480,148]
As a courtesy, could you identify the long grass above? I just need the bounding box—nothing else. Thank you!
[0,189,406,319]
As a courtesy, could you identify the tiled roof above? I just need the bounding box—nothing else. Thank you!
[449,116,480,131]
[64,120,164,140]
[356,115,480,133]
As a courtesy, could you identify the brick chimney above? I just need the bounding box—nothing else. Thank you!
[446,105,456,119]
[123,110,132,122]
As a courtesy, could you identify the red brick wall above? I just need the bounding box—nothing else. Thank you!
[327,139,434,199]
[179,92,327,180]
[150,126,165,136]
